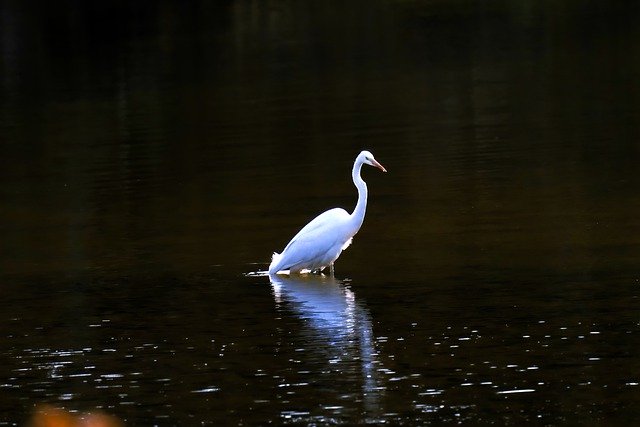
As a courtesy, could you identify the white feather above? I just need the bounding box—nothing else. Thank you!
[268,151,385,275]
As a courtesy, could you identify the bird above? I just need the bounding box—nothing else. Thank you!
[269,150,386,275]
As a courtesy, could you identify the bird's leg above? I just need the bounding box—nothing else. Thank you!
[329,263,335,276]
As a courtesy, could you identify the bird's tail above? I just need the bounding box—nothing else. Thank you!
[268,252,282,274]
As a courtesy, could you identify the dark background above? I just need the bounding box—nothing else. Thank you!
[2,0,640,424]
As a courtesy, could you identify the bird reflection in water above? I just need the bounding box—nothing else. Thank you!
[270,273,381,417]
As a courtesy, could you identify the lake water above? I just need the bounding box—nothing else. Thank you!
[2,0,640,425]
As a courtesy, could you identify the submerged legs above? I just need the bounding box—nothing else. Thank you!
[310,263,335,275]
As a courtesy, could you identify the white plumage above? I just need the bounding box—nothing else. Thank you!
[269,151,386,275]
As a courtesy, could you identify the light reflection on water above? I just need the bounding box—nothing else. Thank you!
[270,273,382,423]
[1,272,639,424]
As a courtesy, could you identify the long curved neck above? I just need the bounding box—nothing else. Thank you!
[350,160,368,232]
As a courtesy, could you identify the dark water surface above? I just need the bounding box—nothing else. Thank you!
[2,0,640,424]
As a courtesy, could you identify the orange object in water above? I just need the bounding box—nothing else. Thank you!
[26,405,123,427]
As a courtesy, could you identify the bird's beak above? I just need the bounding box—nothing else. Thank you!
[372,159,387,173]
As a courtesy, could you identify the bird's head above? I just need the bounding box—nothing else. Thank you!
[359,150,387,172]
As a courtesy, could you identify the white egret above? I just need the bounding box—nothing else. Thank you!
[269,150,386,275]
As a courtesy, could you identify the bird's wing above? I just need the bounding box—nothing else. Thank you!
[288,208,349,240]
[279,208,350,265]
